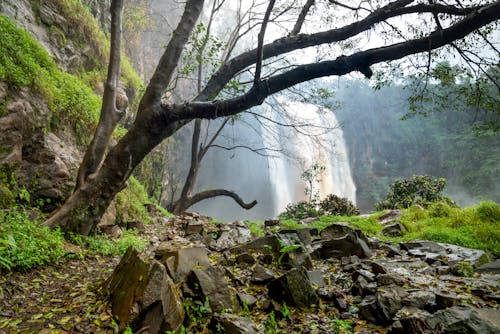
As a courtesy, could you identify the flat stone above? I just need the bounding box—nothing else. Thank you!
[235,252,256,265]
[403,290,435,309]
[210,314,262,334]
[306,270,325,287]
[435,292,461,309]
[185,220,204,235]
[378,210,403,225]
[377,273,407,286]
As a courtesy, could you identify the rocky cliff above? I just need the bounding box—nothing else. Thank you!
[0,0,135,211]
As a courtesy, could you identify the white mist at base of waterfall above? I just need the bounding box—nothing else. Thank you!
[190,97,357,221]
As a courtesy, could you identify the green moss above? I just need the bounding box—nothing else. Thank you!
[46,0,143,92]
[0,15,100,144]
[115,176,152,225]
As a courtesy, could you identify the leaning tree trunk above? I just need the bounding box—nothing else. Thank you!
[44,122,169,235]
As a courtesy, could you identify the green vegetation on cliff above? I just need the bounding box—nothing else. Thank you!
[0,14,101,143]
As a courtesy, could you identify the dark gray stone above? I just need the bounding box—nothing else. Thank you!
[382,222,406,236]
[104,247,184,333]
[279,247,313,270]
[377,273,407,286]
[267,268,319,308]
[264,219,280,227]
[306,270,325,287]
[403,291,435,310]
[210,314,262,334]
[359,285,407,325]
[237,293,258,308]
[476,259,500,274]
[232,236,280,255]
[251,264,276,284]
[435,292,461,310]
[427,306,500,334]
[399,240,445,253]
[161,247,211,283]
[188,266,234,313]
[185,220,204,235]
[235,252,256,265]
[378,210,403,225]
[314,230,372,259]
[388,307,432,334]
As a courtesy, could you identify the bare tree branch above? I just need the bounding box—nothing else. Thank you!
[185,189,258,210]
[166,2,500,121]
[199,0,483,100]
[254,0,276,84]
[139,0,204,107]
[289,0,315,36]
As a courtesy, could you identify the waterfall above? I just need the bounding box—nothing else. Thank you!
[191,97,357,221]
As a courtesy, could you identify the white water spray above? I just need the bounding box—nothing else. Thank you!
[192,98,357,220]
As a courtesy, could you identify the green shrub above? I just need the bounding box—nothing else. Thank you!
[86,229,147,255]
[475,200,500,223]
[319,194,360,216]
[375,175,454,210]
[0,209,66,271]
[279,200,323,220]
[47,0,142,92]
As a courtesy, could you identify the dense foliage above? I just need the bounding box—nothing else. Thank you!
[332,80,500,211]
[115,176,154,225]
[320,194,360,216]
[375,175,454,210]
[279,194,359,220]
[0,210,66,271]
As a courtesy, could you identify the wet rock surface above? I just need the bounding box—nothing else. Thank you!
[102,214,499,333]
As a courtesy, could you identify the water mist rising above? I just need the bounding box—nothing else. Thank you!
[191,98,356,221]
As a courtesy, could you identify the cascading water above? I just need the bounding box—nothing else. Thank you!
[191,97,357,221]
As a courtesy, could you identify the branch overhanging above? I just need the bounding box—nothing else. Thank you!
[162,1,500,122]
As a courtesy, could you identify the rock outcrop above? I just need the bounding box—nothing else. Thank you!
[104,216,499,333]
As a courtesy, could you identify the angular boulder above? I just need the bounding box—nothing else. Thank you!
[210,314,262,334]
[427,306,500,334]
[160,246,211,283]
[104,247,184,333]
[187,266,234,313]
[267,268,318,308]
[359,285,407,324]
[476,259,500,274]
[314,230,372,259]
[382,222,406,236]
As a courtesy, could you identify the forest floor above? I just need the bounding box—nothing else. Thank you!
[0,253,120,333]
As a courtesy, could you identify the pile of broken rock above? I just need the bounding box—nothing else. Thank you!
[104,212,499,333]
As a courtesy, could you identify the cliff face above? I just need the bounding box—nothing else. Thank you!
[0,0,130,211]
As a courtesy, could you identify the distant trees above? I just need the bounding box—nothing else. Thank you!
[43,0,500,235]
